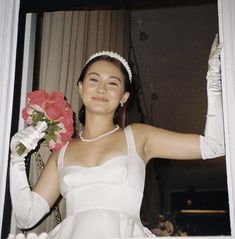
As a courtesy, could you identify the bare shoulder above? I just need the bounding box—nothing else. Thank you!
[130,123,173,136]
[64,138,80,155]
[129,123,153,131]
[127,123,157,161]
[128,123,161,139]
[61,138,84,165]
[128,123,177,161]
[45,141,71,169]
[44,149,60,170]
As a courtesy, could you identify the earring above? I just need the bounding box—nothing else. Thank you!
[120,101,124,107]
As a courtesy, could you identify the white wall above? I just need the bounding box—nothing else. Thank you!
[0,0,20,237]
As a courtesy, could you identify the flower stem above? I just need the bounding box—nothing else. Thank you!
[16,143,26,156]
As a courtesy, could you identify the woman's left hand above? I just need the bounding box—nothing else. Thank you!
[206,34,222,91]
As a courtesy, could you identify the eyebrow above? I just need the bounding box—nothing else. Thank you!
[87,72,121,83]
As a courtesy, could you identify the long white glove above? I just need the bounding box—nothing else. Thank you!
[10,121,50,229]
[200,34,225,159]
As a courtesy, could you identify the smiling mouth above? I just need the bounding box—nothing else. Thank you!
[92,96,109,102]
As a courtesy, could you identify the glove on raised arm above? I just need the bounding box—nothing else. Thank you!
[200,34,225,159]
[10,121,50,229]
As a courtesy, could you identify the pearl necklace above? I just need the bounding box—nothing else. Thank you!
[79,125,120,142]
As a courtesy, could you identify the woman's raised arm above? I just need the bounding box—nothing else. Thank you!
[135,35,225,163]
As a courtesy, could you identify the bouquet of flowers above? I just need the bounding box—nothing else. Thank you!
[17,90,74,156]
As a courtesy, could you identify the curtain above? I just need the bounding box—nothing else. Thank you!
[39,10,130,123]
[28,8,130,234]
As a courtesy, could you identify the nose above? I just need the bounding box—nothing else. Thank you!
[96,81,107,93]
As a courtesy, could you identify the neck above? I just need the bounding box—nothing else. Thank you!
[82,112,117,139]
[79,124,119,142]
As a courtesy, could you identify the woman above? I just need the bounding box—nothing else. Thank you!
[10,35,224,238]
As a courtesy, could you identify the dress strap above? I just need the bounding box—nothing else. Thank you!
[124,125,146,191]
[57,141,69,172]
[124,125,137,156]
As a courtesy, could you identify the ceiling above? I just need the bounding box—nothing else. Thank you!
[20,0,217,12]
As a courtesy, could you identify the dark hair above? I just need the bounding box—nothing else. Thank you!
[78,55,132,125]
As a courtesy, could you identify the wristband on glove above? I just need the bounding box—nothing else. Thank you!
[200,136,224,159]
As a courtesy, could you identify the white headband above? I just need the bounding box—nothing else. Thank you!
[85,51,132,82]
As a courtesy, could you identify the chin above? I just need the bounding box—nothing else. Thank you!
[88,106,114,115]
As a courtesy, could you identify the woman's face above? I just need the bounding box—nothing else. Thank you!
[79,60,129,116]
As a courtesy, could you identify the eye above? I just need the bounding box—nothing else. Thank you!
[108,79,120,87]
[89,78,98,83]
[108,81,118,86]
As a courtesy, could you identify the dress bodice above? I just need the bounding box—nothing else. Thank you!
[57,126,146,219]
[48,126,157,238]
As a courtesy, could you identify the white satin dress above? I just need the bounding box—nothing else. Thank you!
[48,126,157,238]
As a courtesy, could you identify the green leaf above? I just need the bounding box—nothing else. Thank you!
[16,143,26,156]
[32,110,45,124]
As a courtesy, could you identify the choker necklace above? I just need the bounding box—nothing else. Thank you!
[79,125,120,142]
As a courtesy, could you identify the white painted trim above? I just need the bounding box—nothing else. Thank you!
[0,0,20,237]
[9,13,37,234]
[19,13,37,129]
[218,0,235,236]
[0,0,234,238]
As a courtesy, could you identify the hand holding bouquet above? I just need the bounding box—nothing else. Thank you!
[15,90,74,156]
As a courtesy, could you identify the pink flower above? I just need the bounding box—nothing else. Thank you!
[60,110,74,130]
[44,102,63,121]
[61,130,73,142]
[54,143,64,150]
[21,90,74,153]
[22,106,34,124]
[27,90,48,109]
[43,92,68,121]
[48,139,57,150]
[22,107,29,120]
[48,91,65,103]
[30,104,44,113]
[48,137,66,151]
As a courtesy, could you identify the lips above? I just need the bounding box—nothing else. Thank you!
[92,96,109,102]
